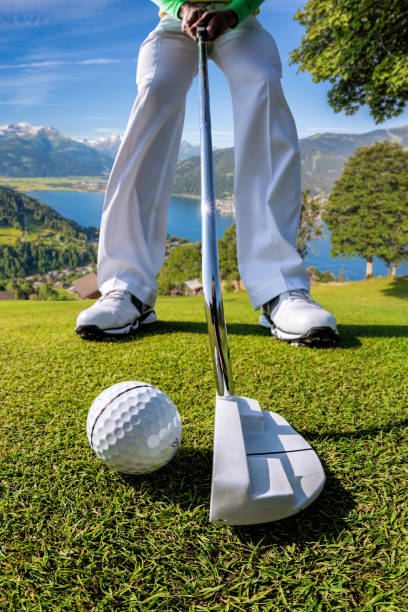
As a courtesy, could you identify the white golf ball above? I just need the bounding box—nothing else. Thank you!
[87,382,182,474]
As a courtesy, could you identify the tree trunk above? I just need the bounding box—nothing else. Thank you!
[391,263,397,277]
[366,257,373,279]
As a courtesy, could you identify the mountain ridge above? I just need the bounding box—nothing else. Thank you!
[0,123,113,178]
[1,123,407,196]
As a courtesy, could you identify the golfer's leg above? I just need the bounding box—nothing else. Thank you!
[98,22,197,306]
[213,19,309,310]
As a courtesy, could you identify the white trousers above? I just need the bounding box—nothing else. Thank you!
[98,15,309,310]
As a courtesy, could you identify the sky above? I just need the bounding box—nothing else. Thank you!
[0,0,407,147]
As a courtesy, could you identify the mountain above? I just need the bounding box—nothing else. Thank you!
[2,122,407,196]
[0,123,113,177]
[173,125,408,199]
[83,135,201,162]
[0,185,96,278]
[300,126,408,195]
[173,148,234,199]
[178,140,201,162]
[80,133,122,158]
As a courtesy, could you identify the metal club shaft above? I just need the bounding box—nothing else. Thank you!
[198,29,235,398]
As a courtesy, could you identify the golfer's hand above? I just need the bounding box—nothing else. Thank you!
[194,10,238,40]
[179,3,207,39]
[179,4,238,40]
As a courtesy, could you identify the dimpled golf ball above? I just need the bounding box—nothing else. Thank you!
[87,382,182,474]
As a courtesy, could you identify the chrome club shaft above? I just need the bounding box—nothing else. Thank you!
[198,29,235,398]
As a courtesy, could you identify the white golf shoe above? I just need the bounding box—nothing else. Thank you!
[259,289,338,346]
[75,290,157,339]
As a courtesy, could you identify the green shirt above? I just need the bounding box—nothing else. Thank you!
[150,1,264,24]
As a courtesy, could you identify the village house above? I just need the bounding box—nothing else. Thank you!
[184,279,203,296]
[0,291,14,300]
[73,272,101,300]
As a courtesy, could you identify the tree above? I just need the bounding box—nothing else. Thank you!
[218,224,239,282]
[297,190,324,259]
[38,283,59,300]
[324,141,408,278]
[157,242,202,295]
[290,0,408,123]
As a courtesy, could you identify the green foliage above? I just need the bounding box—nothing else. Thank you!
[0,185,92,238]
[0,240,96,279]
[157,243,202,295]
[218,223,239,281]
[5,278,33,299]
[297,190,324,259]
[324,141,408,274]
[0,186,97,278]
[307,266,338,283]
[291,0,408,122]
[38,283,59,300]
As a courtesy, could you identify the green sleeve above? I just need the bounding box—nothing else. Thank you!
[225,0,265,23]
[150,0,185,18]
[151,1,265,22]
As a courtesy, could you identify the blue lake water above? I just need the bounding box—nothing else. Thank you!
[27,189,408,281]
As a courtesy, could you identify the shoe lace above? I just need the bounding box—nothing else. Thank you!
[285,289,314,302]
[100,289,129,302]
[266,289,315,316]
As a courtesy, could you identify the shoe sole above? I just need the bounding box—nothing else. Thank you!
[259,313,339,347]
[75,311,157,340]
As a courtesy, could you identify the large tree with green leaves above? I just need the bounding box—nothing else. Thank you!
[290,0,408,123]
[324,141,408,278]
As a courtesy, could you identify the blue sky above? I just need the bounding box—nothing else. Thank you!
[1,0,407,147]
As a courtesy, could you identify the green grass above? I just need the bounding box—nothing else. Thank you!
[0,225,22,245]
[1,278,407,610]
[0,176,107,193]
[0,221,76,247]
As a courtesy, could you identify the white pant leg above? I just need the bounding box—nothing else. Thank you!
[212,18,310,310]
[98,18,197,305]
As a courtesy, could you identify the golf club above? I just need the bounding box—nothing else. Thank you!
[197,27,326,525]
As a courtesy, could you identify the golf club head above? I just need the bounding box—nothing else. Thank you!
[210,396,325,525]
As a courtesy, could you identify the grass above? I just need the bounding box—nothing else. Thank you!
[0,176,107,193]
[0,221,76,248]
[1,277,407,610]
[0,226,22,245]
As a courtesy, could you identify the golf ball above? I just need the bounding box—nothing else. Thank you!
[87,382,182,474]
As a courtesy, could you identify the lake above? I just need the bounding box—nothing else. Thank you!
[27,189,408,281]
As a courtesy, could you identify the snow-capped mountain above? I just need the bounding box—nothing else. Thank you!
[0,122,60,139]
[80,133,122,158]
[81,134,202,161]
[0,123,114,177]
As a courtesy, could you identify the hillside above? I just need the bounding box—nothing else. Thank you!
[173,125,408,198]
[2,123,408,197]
[0,278,407,609]
[0,185,96,278]
[0,123,113,177]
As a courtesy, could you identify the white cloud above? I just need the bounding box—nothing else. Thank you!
[0,60,69,69]
[0,58,122,70]
[94,127,122,134]
[0,0,114,28]
[78,58,121,66]
[0,68,67,106]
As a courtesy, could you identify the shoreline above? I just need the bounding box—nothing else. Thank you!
[0,178,236,217]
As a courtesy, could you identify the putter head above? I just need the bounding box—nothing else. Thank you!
[210,396,325,525]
